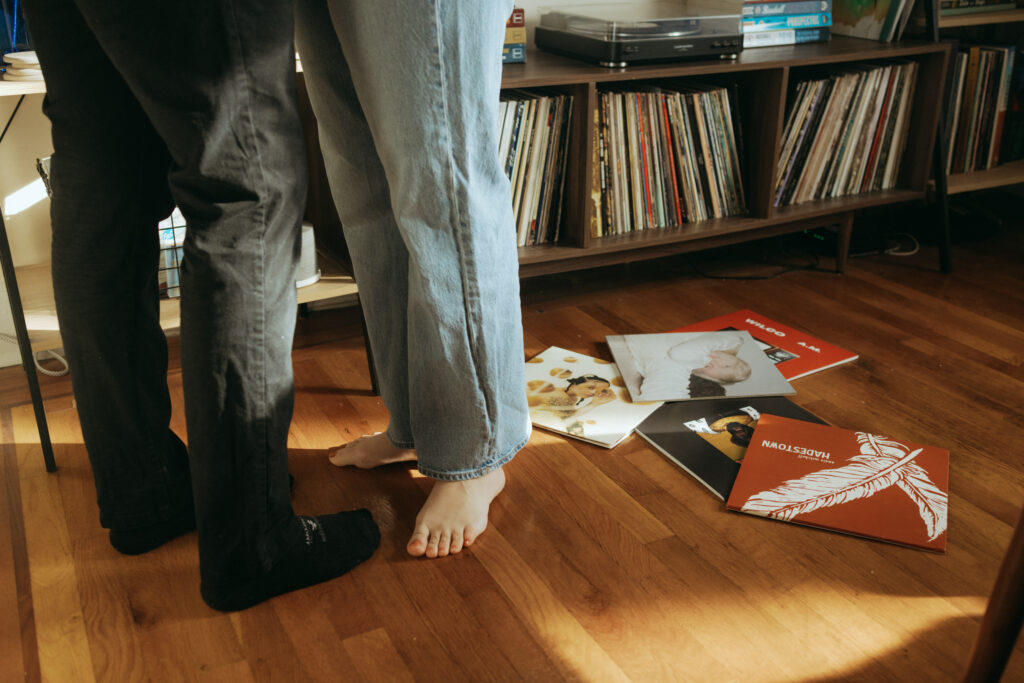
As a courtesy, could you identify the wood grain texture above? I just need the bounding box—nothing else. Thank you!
[1,221,1023,681]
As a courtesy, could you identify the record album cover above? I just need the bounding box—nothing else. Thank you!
[726,415,949,552]
[673,309,858,379]
[525,346,662,448]
[635,397,828,500]
[607,330,795,402]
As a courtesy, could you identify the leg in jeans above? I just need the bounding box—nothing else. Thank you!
[26,0,379,610]
[25,0,192,554]
[295,0,530,558]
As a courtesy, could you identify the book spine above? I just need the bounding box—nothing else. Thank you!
[504,26,526,45]
[502,44,526,64]
[743,12,832,31]
[744,27,830,48]
[743,1,832,17]
[987,47,1014,169]
[506,7,524,28]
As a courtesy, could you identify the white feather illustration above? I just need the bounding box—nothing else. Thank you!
[895,461,948,540]
[741,431,947,541]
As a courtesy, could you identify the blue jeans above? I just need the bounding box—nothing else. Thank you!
[295,0,530,480]
[26,0,311,592]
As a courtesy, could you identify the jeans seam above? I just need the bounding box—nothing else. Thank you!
[225,0,271,527]
[416,431,529,481]
[429,0,496,453]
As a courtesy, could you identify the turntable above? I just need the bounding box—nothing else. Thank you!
[535,1,744,68]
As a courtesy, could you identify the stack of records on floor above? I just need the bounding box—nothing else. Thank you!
[774,60,919,207]
[502,6,526,64]
[594,82,747,238]
[943,43,1021,174]
[2,50,41,81]
[742,1,832,48]
[499,89,573,246]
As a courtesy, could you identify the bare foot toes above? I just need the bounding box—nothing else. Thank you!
[328,433,416,469]
[406,468,506,558]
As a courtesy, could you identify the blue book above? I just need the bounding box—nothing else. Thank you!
[743,12,833,32]
[743,1,832,17]
[502,43,526,64]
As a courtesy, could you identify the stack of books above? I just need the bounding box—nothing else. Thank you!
[944,44,1019,174]
[774,60,919,207]
[594,83,747,237]
[499,89,573,246]
[502,7,526,64]
[742,1,832,48]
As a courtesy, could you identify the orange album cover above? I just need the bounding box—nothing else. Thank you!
[673,309,858,380]
[726,414,949,552]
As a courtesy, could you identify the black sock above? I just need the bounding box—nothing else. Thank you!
[200,509,380,612]
[109,508,197,555]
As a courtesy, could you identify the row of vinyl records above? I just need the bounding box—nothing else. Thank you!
[944,44,1024,176]
[499,90,573,247]
[594,84,747,237]
[775,60,919,207]
[501,61,920,242]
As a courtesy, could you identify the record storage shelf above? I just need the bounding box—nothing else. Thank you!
[934,11,1024,195]
[494,36,951,278]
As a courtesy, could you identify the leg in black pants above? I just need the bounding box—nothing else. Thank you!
[25,0,379,610]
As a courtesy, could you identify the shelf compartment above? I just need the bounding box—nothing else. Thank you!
[516,188,921,276]
[939,9,1024,29]
[13,250,357,353]
[945,159,1024,195]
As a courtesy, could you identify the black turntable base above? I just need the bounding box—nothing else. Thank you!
[535,24,742,67]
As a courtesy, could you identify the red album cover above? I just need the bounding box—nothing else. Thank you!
[726,415,949,552]
[674,310,858,380]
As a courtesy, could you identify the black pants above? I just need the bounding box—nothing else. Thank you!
[25,0,308,592]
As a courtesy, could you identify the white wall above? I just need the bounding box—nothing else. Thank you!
[517,0,665,40]
[0,93,52,368]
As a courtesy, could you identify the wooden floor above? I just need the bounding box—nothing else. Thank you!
[2,209,1023,682]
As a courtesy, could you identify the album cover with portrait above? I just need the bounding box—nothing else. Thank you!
[525,346,663,448]
[634,397,827,500]
[606,331,795,402]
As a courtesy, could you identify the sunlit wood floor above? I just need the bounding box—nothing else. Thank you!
[2,204,1023,681]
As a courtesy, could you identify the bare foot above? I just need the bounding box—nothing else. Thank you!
[407,468,506,558]
[328,432,417,469]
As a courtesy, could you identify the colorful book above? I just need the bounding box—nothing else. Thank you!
[525,346,663,448]
[744,27,831,48]
[726,415,949,552]
[673,309,858,380]
[606,331,795,403]
[743,12,833,31]
[743,2,833,17]
[635,396,827,500]
[502,44,526,64]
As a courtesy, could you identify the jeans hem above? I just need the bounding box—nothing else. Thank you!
[416,431,529,482]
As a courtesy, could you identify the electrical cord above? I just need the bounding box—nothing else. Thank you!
[0,333,69,376]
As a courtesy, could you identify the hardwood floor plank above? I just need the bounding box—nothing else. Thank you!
[0,413,33,683]
[471,529,632,682]
[13,404,95,683]
[343,627,414,683]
